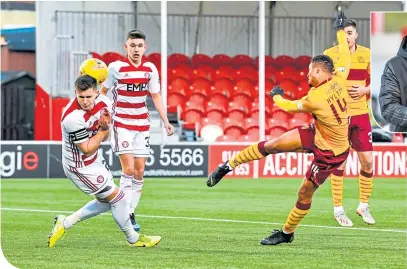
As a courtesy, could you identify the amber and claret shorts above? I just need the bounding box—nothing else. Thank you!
[298,124,350,186]
[348,113,373,152]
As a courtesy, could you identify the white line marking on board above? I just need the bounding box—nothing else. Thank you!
[2,207,406,234]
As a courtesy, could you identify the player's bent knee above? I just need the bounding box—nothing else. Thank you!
[122,168,134,176]
[360,160,373,173]
[297,188,312,203]
[297,179,317,203]
[264,139,279,154]
[95,185,122,204]
[119,154,135,175]
[134,168,145,177]
[358,154,373,173]
[95,196,109,203]
[297,195,313,205]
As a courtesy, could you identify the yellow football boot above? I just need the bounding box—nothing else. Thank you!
[48,215,66,248]
[127,235,161,248]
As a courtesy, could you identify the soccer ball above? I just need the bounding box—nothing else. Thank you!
[79,58,108,84]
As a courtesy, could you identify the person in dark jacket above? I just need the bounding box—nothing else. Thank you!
[379,35,407,132]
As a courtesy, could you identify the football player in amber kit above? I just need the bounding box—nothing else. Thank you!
[206,12,352,245]
[324,18,375,227]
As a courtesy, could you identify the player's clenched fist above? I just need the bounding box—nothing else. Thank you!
[99,108,111,131]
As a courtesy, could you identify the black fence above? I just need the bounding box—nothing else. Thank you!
[1,85,35,140]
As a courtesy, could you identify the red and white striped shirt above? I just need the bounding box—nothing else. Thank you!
[61,95,112,168]
[102,58,160,131]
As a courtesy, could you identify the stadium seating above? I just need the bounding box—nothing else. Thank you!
[101,52,123,65]
[91,51,316,141]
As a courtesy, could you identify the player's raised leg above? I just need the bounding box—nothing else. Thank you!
[356,151,375,224]
[261,142,349,246]
[260,178,317,245]
[207,127,303,187]
[47,199,112,248]
[330,163,353,227]
[48,163,122,248]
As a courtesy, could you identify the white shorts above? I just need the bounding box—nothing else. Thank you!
[63,158,114,196]
[111,126,151,157]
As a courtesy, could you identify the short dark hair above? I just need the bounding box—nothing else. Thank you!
[75,75,97,91]
[311,55,335,73]
[343,19,357,29]
[127,29,146,40]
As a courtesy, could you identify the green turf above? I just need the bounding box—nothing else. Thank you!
[1,178,406,269]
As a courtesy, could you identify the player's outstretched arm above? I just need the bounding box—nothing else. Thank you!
[271,86,313,113]
[379,61,407,128]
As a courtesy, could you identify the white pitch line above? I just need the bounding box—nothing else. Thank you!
[1,207,406,234]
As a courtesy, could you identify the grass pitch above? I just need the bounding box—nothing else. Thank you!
[1,178,406,269]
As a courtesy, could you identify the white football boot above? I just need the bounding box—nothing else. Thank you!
[334,207,353,227]
[356,206,376,225]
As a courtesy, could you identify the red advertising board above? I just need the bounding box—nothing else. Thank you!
[209,143,407,179]
[209,145,255,178]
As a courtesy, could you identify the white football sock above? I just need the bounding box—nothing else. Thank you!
[130,178,143,213]
[358,202,369,209]
[120,173,133,214]
[63,199,111,229]
[109,189,139,244]
[334,206,344,214]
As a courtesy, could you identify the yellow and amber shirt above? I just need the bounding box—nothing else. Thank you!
[324,44,370,116]
[273,30,351,156]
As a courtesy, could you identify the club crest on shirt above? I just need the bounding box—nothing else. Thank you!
[144,72,151,79]
[122,141,129,148]
[97,175,104,183]
[357,56,365,63]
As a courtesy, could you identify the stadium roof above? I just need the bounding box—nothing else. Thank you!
[1,26,35,52]
[1,71,35,85]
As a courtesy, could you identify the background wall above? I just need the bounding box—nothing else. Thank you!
[36,1,403,95]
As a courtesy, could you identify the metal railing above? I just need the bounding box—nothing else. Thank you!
[164,14,259,57]
[266,16,369,57]
[55,11,370,57]
[52,11,370,97]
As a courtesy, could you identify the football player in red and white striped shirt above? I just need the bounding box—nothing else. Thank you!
[48,75,161,248]
[100,29,174,231]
